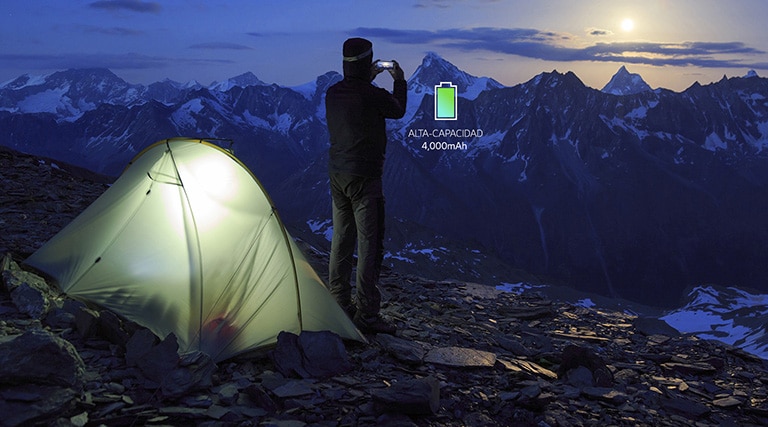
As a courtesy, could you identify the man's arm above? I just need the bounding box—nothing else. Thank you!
[379,61,407,119]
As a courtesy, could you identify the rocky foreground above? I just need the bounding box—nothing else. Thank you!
[1,146,768,426]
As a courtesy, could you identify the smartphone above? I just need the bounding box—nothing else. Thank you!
[375,60,395,70]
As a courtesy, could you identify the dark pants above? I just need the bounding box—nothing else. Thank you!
[328,173,385,316]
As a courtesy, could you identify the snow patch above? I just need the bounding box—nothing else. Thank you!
[754,121,768,152]
[467,130,506,160]
[674,146,686,165]
[576,298,596,308]
[307,218,333,242]
[270,112,294,134]
[704,132,727,151]
[495,282,545,294]
[662,285,768,360]
[626,105,648,119]
[386,245,450,264]
[171,98,204,130]
[17,87,75,115]
[460,78,501,101]
[243,110,270,129]
[385,253,415,264]
[1,74,47,89]
[290,81,316,100]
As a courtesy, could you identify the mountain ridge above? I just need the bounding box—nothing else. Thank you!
[1,53,768,309]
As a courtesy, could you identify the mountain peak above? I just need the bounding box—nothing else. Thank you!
[601,65,652,95]
[209,72,265,91]
[408,52,503,100]
[745,69,759,79]
[50,68,125,86]
[524,69,586,92]
[421,51,447,67]
[412,52,463,79]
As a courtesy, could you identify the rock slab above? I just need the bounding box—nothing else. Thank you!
[372,376,441,415]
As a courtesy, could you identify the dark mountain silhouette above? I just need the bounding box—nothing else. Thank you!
[1,56,767,307]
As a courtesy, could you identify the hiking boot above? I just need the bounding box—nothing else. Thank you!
[353,312,397,334]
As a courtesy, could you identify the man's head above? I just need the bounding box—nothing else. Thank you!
[342,37,373,80]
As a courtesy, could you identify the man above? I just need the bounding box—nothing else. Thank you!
[325,37,406,334]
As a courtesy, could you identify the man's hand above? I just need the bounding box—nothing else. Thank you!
[370,63,386,82]
[388,61,405,81]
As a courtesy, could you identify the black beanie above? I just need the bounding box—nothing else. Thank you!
[342,38,373,79]
[343,38,372,61]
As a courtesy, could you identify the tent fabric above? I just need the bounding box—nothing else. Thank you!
[26,138,364,361]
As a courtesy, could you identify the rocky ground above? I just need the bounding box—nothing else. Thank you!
[1,145,768,426]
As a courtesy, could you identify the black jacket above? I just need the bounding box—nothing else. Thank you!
[326,76,407,177]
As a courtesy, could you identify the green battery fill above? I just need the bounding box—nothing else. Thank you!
[435,82,457,120]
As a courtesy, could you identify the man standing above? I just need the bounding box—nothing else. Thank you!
[325,37,406,334]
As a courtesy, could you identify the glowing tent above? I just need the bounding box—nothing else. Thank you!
[26,138,363,361]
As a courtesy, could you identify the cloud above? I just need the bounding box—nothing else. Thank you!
[190,42,253,51]
[78,25,144,36]
[0,52,232,72]
[413,0,501,8]
[355,27,564,46]
[413,0,456,8]
[588,28,613,37]
[354,27,768,69]
[88,0,161,13]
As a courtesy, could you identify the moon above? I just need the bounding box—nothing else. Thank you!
[621,18,635,32]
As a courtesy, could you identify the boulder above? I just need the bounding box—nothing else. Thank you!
[0,384,79,427]
[424,346,496,367]
[135,332,181,385]
[2,259,53,319]
[0,329,84,388]
[271,331,352,379]
[371,376,440,415]
[161,351,217,398]
[97,309,131,347]
[633,317,681,337]
[557,344,613,387]
[375,334,427,364]
[125,328,159,367]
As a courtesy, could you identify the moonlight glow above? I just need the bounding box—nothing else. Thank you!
[621,18,635,32]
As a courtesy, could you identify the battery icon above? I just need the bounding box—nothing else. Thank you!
[434,82,457,120]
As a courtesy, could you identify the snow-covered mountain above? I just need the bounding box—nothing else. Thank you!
[0,69,271,119]
[0,68,145,119]
[145,78,203,104]
[2,54,768,314]
[407,51,504,100]
[493,280,768,361]
[209,71,267,92]
[662,285,768,360]
[601,65,652,95]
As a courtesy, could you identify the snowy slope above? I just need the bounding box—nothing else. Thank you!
[209,72,267,91]
[602,65,652,95]
[407,51,504,100]
[662,286,768,360]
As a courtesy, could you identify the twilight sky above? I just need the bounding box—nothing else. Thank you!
[2,0,767,92]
